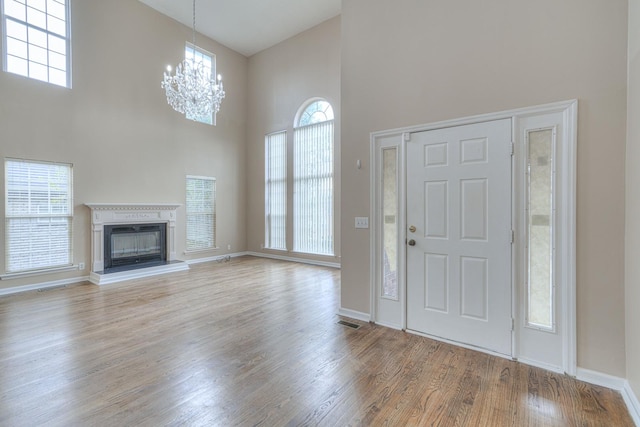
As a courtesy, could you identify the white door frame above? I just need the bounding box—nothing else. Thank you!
[369,99,577,375]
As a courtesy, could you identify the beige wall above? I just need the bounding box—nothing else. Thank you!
[626,0,640,398]
[341,0,628,376]
[0,0,247,289]
[246,17,341,262]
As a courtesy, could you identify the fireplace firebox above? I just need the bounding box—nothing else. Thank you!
[104,223,166,272]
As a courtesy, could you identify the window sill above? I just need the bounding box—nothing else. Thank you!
[1,264,79,280]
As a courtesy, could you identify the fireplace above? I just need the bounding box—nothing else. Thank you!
[104,223,166,272]
[85,203,189,285]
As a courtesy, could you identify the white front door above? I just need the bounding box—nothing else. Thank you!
[406,119,513,355]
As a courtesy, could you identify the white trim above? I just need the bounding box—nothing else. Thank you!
[89,261,189,285]
[338,308,371,323]
[0,275,90,296]
[373,320,403,331]
[246,251,340,269]
[406,328,513,361]
[622,381,640,426]
[186,251,249,265]
[516,357,565,375]
[576,368,627,390]
[1,264,80,280]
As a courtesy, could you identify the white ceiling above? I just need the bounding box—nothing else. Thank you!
[138,0,341,57]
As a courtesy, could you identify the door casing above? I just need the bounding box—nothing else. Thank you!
[369,100,577,375]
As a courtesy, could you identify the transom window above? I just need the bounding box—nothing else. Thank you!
[5,158,73,273]
[1,0,71,87]
[293,99,335,256]
[185,42,215,125]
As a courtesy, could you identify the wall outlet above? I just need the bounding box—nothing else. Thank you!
[355,217,369,229]
[78,262,85,270]
[227,244,231,250]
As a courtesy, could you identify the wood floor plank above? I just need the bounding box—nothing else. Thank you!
[0,256,634,426]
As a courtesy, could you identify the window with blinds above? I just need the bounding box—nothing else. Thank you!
[186,176,216,251]
[265,131,287,250]
[293,100,334,256]
[5,158,73,273]
[1,0,71,87]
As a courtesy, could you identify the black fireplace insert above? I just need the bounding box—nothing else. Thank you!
[104,223,166,272]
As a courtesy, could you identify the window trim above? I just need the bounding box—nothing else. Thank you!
[1,0,72,88]
[4,157,74,275]
[185,175,217,253]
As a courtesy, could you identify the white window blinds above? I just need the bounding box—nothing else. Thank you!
[5,158,73,273]
[293,119,334,256]
[265,131,287,250]
[186,176,216,251]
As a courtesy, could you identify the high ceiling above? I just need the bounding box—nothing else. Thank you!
[138,0,342,57]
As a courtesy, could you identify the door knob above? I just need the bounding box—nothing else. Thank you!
[409,225,416,233]
[408,239,416,246]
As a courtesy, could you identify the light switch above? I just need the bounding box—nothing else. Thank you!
[355,217,369,229]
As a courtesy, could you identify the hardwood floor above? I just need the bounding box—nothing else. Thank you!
[0,257,633,426]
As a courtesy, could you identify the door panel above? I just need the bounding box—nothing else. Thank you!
[406,119,512,355]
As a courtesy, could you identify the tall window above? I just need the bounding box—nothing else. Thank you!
[265,131,287,250]
[293,99,334,255]
[5,158,73,273]
[1,0,70,87]
[185,43,215,125]
[186,176,216,251]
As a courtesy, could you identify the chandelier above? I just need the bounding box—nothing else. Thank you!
[161,0,225,123]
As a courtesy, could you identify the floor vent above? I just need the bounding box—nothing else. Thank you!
[37,285,67,292]
[337,320,361,329]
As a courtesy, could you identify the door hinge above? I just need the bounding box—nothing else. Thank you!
[511,318,515,331]
[510,141,515,156]
[510,229,515,244]
[403,132,412,142]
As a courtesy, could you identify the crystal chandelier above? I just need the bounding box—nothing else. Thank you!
[161,0,225,123]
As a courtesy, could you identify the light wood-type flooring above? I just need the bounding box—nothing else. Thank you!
[0,256,634,426]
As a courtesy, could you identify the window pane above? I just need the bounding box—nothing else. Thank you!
[48,34,65,54]
[382,148,398,299]
[6,37,28,58]
[6,20,27,40]
[5,159,73,273]
[48,50,65,70]
[27,0,46,13]
[29,61,48,81]
[293,115,334,255]
[6,55,28,76]
[186,176,216,251]
[5,0,26,21]
[47,0,65,20]
[27,6,46,29]
[47,15,65,36]
[527,129,554,329]
[28,44,47,64]
[265,131,287,250]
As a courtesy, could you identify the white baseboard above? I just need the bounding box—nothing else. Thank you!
[247,251,341,269]
[576,368,627,390]
[622,381,640,426]
[0,275,90,296]
[516,357,564,375]
[89,261,190,285]
[338,308,370,323]
[186,251,249,265]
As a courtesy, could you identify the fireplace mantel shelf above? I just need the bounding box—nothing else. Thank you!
[85,203,181,211]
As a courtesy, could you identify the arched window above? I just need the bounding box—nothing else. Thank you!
[293,99,335,255]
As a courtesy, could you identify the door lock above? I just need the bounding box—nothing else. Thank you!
[408,239,416,246]
[409,225,416,233]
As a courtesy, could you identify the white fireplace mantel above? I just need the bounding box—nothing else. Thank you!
[85,203,187,285]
